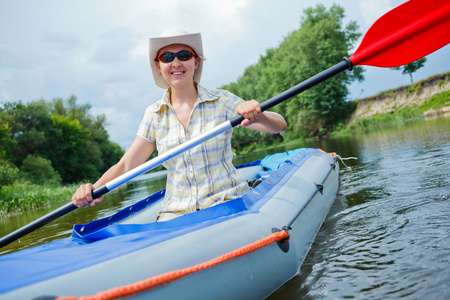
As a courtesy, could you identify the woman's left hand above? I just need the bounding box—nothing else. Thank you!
[237,100,262,127]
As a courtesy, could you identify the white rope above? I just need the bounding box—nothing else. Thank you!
[334,154,357,170]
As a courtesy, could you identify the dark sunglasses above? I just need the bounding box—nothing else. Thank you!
[157,50,196,63]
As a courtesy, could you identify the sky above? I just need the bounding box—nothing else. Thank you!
[1,0,449,149]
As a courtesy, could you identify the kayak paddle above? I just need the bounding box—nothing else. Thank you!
[1,0,449,248]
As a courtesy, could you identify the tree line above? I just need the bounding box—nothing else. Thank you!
[223,4,364,151]
[0,96,124,187]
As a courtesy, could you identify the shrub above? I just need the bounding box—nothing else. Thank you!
[20,155,62,185]
[403,83,421,95]
[0,159,19,189]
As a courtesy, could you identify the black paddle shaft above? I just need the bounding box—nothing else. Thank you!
[230,58,353,127]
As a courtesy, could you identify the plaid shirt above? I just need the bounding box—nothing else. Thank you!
[137,84,249,215]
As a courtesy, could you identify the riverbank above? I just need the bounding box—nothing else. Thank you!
[0,183,77,217]
[349,71,450,122]
[328,72,450,135]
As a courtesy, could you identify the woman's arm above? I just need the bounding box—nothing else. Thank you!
[72,136,156,207]
[237,100,287,133]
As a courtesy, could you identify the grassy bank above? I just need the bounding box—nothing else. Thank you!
[332,88,450,135]
[0,183,77,217]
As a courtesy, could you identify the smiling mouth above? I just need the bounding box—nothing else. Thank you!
[172,71,185,75]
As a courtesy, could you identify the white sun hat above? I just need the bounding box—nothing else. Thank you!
[149,29,205,89]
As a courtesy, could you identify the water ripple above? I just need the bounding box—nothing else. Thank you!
[269,118,450,299]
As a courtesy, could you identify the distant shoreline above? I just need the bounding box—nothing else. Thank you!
[348,71,450,123]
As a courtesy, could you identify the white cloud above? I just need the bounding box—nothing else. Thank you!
[91,105,136,146]
[359,0,408,26]
[359,0,393,26]
[1,87,13,102]
[130,41,148,61]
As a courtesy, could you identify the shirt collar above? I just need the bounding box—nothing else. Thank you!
[196,83,220,104]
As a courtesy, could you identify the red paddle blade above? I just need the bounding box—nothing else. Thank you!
[350,0,450,67]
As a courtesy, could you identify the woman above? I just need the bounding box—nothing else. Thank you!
[72,29,287,221]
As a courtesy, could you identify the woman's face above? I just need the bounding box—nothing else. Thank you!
[155,44,200,90]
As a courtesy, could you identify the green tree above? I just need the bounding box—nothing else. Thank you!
[0,159,19,189]
[391,57,427,83]
[44,114,97,183]
[49,96,124,177]
[0,118,16,161]
[0,100,53,166]
[223,4,364,148]
[0,96,124,184]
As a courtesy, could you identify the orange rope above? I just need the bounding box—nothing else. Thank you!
[56,229,289,300]
[319,148,337,156]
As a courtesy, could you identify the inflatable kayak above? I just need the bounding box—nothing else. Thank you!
[0,148,339,300]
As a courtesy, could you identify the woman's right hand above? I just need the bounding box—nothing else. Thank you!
[71,184,104,207]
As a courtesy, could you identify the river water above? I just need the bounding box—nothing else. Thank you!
[269,117,450,300]
[1,117,449,299]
